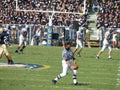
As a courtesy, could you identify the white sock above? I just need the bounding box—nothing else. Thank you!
[54,77,58,81]
[54,75,61,81]
[73,79,77,84]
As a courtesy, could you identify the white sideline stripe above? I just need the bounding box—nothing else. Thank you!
[0,63,25,67]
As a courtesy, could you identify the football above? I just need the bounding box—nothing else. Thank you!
[73,64,79,70]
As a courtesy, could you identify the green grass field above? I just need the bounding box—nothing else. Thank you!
[0,45,120,90]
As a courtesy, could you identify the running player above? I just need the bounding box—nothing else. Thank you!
[0,26,14,64]
[15,28,27,53]
[96,29,115,59]
[73,28,84,57]
[52,42,78,85]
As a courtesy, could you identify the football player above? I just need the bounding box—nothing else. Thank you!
[15,28,27,53]
[0,26,14,64]
[73,28,84,57]
[96,29,115,59]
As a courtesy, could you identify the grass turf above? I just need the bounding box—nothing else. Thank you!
[0,45,120,90]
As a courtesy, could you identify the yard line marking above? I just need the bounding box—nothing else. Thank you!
[116,62,120,88]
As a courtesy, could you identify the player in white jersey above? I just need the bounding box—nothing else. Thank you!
[96,30,115,59]
[73,29,83,57]
[52,42,78,85]
[15,28,27,53]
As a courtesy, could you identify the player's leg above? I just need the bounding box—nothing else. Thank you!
[87,41,91,48]
[73,39,78,54]
[2,44,14,64]
[85,36,90,48]
[77,40,83,57]
[69,60,78,85]
[15,35,23,53]
[0,47,4,59]
[96,45,106,59]
[114,40,118,50]
[52,60,69,84]
[70,60,78,85]
[112,38,118,50]
[73,48,78,55]
[15,45,21,53]
[20,45,25,53]
[108,45,112,59]
[20,40,27,53]
[112,41,115,49]
[72,70,78,85]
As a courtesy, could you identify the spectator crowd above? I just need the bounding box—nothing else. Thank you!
[95,0,120,29]
[0,0,90,27]
[0,0,120,47]
[0,0,119,28]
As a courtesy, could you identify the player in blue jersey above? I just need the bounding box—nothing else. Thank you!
[0,26,14,64]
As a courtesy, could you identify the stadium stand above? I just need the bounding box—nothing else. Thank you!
[96,0,120,29]
[1,0,90,26]
[0,0,120,47]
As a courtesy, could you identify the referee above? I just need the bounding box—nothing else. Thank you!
[52,42,78,85]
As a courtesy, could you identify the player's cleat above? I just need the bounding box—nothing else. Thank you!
[96,56,99,59]
[15,50,18,53]
[8,60,14,65]
[20,49,23,53]
[52,80,57,84]
[108,56,112,60]
[74,82,78,85]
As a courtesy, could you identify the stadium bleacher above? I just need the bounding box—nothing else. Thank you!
[96,0,120,29]
[1,0,90,26]
[0,0,120,47]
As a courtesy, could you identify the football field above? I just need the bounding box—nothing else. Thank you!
[0,45,120,90]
